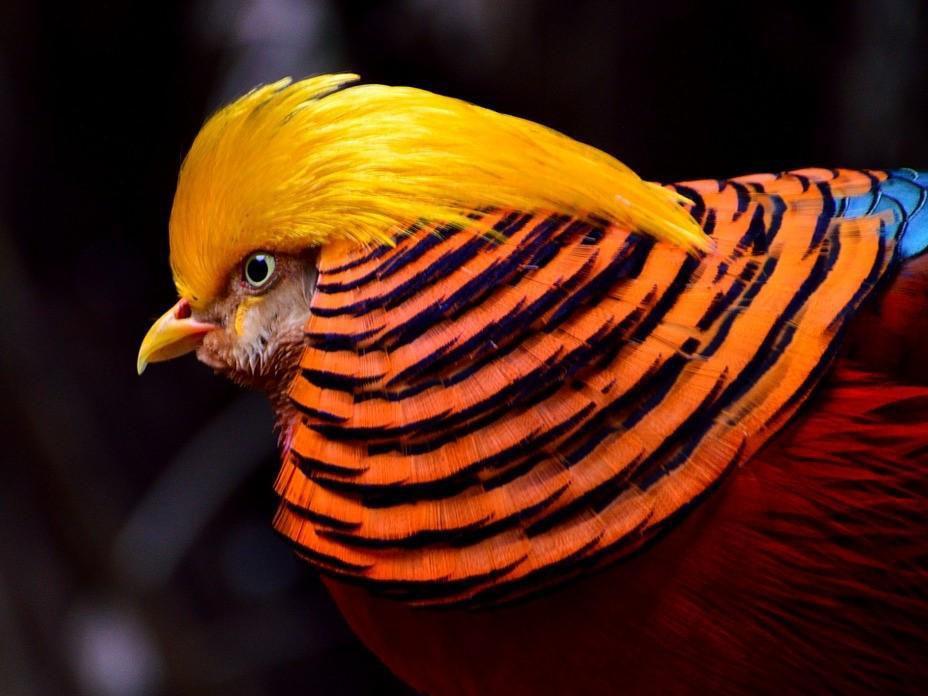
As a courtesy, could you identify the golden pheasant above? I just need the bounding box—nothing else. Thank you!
[138,75,928,695]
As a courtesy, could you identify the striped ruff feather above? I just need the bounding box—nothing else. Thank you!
[273,167,928,607]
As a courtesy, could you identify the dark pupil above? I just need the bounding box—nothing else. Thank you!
[246,256,269,284]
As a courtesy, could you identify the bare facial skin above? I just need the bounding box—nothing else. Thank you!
[193,253,316,410]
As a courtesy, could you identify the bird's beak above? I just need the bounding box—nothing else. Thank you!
[137,298,217,375]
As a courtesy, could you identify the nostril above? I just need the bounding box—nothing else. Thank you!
[175,298,192,319]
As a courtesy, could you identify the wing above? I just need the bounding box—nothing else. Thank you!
[273,167,924,606]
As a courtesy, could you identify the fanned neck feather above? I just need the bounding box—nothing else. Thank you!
[168,74,706,306]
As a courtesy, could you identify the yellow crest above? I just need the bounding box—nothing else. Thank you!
[169,74,707,306]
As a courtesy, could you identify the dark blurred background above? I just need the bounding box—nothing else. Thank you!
[0,2,926,694]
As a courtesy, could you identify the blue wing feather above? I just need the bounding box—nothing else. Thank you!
[884,169,928,259]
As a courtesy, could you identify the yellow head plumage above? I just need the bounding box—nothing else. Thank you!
[169,73,707,307]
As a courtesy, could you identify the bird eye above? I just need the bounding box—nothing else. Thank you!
[243,253,276,288]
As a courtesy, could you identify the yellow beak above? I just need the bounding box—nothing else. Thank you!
[137,299,218,375]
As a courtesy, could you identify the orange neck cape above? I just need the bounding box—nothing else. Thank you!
[273,168,901,607]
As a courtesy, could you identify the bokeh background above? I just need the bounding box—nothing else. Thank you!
[1,2,926,694]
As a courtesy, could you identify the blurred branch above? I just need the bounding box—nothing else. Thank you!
[839,0,922,163]
[0,227,118,570]
[113,393,274,591]
[0,568,38,696]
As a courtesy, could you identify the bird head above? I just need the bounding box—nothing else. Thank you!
[137,74,706,399]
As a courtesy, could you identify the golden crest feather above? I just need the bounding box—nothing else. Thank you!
[169,73,706,306]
